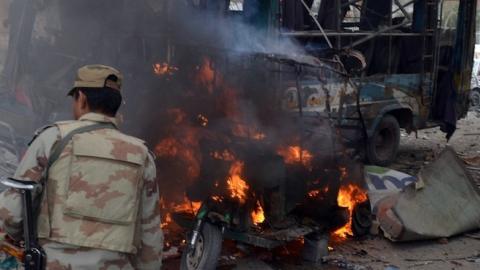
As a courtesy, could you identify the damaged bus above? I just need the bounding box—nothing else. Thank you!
[236,0,477,165]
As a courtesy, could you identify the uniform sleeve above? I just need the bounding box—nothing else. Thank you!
[0,127,60,239]
[133,153,163,270]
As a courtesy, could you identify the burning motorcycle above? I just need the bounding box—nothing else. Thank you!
[172,116,371,270]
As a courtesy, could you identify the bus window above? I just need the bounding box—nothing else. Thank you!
[439,0,459,48]
[392,0,414,26]
[441,0,459,29]
[229,0,243,11]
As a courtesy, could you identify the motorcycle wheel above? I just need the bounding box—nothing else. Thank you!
[180,223,223,270]
[352,201,372,237]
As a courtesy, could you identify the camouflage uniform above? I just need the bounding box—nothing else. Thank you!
[0,65,163,269]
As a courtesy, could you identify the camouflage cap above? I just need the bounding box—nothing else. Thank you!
[68,65,123,95]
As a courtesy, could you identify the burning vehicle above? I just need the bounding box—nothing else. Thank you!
[150,54,371,269]
[0,0,477,268]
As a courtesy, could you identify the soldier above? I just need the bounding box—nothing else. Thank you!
[0,65,163,269]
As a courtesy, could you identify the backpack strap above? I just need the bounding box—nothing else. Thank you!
[47,123,116,169]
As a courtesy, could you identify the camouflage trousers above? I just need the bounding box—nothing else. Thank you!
[41,241,135,270]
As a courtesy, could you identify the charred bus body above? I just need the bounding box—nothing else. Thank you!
[275,0,477,165]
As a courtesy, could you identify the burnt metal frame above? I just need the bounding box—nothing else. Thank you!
[291,0,422,50]
[284,0,440,110]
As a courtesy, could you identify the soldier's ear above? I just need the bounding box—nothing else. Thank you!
[78,90,89,110]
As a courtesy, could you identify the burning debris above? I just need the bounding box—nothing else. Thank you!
[153,62,179,77]
[251,200,265,225]
[277,146,313,167]
[333,184,369,239]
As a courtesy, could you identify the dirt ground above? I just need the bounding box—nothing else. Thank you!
[163,111,480,270]
[314,111,480,270]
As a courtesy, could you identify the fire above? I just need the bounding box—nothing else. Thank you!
[161,213,173,229]
[251,200,265,225]
[155,137,179,157]
[211,195,223,202]
[153,62,178,76]
[172,199,202,214]
[154,130,200,179]
[160,196,201,229]
[231,123,266,140]
[308,190,320,198]
[226,161,249,203]
[307,186,329,198]
[277,146,313,166]
[196,57,216,93]
[333,184,368,239]
[211,149,235,161]
[252,132,266,140]
[197,114,209,127]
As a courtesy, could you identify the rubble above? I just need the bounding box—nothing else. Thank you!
[321,255,370,270]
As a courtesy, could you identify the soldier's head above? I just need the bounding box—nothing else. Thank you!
[68,65,123,120]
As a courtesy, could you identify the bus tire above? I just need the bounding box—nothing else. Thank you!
[470,88,480,108]
[366,115,400,166]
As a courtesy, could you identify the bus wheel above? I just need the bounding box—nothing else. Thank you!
[470,89,480,108]
[366,115,400,166]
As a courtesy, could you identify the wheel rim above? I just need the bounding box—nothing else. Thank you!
[375,127,395,161]
[186,234,205,269]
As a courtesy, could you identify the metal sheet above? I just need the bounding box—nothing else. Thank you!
[377,147,480,241]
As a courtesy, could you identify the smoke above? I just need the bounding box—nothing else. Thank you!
[0,0,364,238]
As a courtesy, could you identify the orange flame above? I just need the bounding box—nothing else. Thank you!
[252,132,266,140]
[251,200,265,225]
[161,212,172,229]
[154,129,200,179]
[160,196,201,229]
[333,184,368,239]
[211,149,235,161]
[155,137,179,157]
[307,186,329,198]
[172,199,202,214]
[196,58,215,94]
[153,62,178,76]
[211,195,223,202]
[277,146,313,166]
[308,190,320,198]
[227,161,249,203]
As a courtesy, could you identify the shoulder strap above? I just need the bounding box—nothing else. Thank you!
[28,125,55,146]
[47,123,116,169]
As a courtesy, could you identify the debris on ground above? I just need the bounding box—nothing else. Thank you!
[376,147,480,241]
[321,255,371,270]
